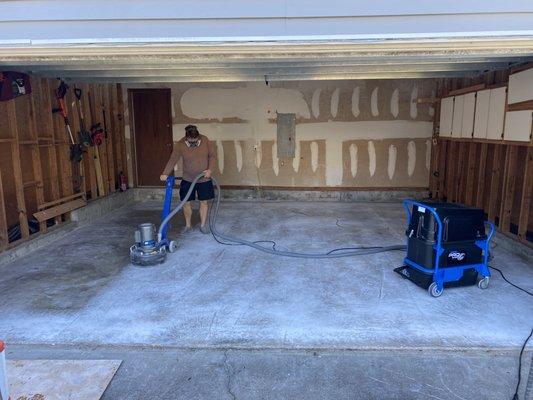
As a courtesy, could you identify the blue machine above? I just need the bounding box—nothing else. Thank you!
[130,176,179,266]
[397,199,495,297]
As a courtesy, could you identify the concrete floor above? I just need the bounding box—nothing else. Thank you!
[1,200,532,398]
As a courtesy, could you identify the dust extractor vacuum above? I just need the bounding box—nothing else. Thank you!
[130,173,494,297]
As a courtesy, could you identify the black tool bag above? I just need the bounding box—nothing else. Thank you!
[0,71,31,101]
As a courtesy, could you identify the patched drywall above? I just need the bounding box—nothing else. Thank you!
[124,79,435,188]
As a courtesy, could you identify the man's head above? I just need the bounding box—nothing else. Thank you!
[185,125,201,147]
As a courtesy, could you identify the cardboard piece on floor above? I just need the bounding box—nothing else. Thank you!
[8,359,121,400]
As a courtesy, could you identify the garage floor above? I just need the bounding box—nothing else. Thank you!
[1,200,532,398]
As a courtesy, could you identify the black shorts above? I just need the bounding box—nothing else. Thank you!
[179,179,215,202]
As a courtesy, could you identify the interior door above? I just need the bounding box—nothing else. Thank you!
[131,89,173,186]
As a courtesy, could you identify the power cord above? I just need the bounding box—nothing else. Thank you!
[513,328,533,400]
[490,266,533,297]
[489,266,533,400]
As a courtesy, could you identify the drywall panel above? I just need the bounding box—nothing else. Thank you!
[277,113,296,157]
[508,67,533,104]
[473,89,490,138]
[125,79,436,188]
[451,95,464,137]
[439,96,454,137]
[486,87,507,140]
[504,110,532,142]
[461,92,476,138]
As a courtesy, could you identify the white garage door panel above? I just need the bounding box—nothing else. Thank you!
[461,92,476,138]
[508,68,533,104]
[504,110,532,142]
[473,89,490,139]
[486,87,507,140]
[439,96,454,137]
[452,95,464,137]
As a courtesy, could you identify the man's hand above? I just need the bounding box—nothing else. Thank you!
[160,174,168,181]
[203,169,212,179]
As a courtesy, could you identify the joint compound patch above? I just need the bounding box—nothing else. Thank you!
[407,141,417,177]
[311,88,321,118]
[368,141,376,177]
[310,141,319,172]
[390,88,399,118]
[234,141,243,172]
[330,88,340,118]
[349,143,358,177]
[371,87,379,117]
[351,86,360,118]
[388,145,397,180]
[410,86,419,119]
[216,140,224,173]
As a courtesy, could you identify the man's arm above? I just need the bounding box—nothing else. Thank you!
[204,139,216,178]
[160,143,181,180]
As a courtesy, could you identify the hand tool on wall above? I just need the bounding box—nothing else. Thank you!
[73,87,92,147]
[52,81,83,162]
[86,90,106,197]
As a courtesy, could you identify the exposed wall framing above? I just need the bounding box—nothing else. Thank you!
[0,76,127,251]
[430,67,533,247]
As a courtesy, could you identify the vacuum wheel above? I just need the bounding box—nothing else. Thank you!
[167,240,179,253]
[478,276,490,290]
[428,282,443,298]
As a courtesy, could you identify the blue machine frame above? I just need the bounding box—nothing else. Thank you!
[159,175,176,246]
[402,199,495,292]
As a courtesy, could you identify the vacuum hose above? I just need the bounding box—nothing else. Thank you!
[159,173,406,258]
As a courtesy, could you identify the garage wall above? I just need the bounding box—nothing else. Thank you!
[124,79,435,189]
[0,77,127,251]
[430,65,533,247]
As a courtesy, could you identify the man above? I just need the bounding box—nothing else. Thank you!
[160,125,215,234]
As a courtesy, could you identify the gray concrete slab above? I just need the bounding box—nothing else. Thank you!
[0,201,531,351]
[5,345,531,400]
[1,200,532,398]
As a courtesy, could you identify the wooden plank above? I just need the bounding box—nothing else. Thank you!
[94,146,105,196]
[33,198,86,222]
[507,100,533,112]
[0,171,8,251]
[448,83,486,97]
[499,145,518,232]
[428,138,438,197]
[88,85,107,196]
[39,79,62,224]
[445,141,457,202]
[103,85,116,192]
[28,84,47,233]
[5,100,29,239]
[455,141,469,203]
[79,83,97,199]
[95,84,110,194]
[49,80,74,200]
[117,84,129,182]
[475,143,488,209]
[109,85,122,181]
[518,146,533,239]
[437,139,447,200]
[487,145,504,223]
[464,142,477,205]
[38,192,85,210]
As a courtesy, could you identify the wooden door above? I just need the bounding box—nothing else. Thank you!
[131,89,173,186]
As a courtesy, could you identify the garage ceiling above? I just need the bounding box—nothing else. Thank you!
[2,38,533,83]
[1,0,533,82]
